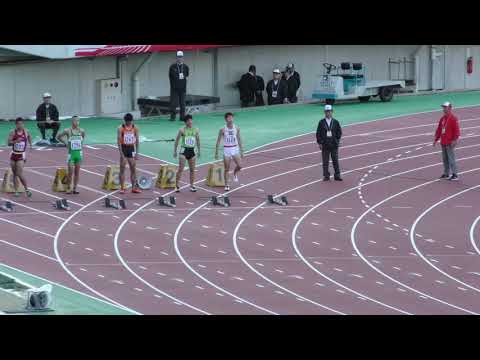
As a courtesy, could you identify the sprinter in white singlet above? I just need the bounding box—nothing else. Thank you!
[215,112,244,192]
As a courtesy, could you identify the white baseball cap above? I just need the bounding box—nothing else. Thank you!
[43,92,52,98]
[324,105,333,111]
[176,51,184,57]
[273,68,281,74]
[441,101,452,107]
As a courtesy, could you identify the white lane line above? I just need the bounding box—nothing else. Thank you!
[0,240,58,262]
[0,218,55,238]
[53,186,141,315]
[410,182,480,297]
[469,216,480,256]
[293,158,480,314]
[351,168,480,315]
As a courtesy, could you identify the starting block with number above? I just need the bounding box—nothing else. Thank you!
[211,196,231,207]
[267,195,288,206]
[0,201,13,212]
[158,196,176,208]
[156,165,177,189]
[53,199,70,211]
[105,198,126,210]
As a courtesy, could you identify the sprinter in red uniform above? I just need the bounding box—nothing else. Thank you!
[7,118,32,197]
[117,113,142,194]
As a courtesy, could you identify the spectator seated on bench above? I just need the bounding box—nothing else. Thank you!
[36,92,60,144]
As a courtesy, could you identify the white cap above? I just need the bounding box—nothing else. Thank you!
[273,68,281,74]
[324,105,333,111]
[43,92,52,98]
[442,101,451,107]
[176,51,184,57]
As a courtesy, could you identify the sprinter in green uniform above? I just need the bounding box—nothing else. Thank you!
[56,116,86,194]
[173,114,200,192]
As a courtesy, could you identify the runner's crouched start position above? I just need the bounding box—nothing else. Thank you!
[7,118,32,197]
[56,116,85,194]
[215,112,244,192]
[173,114,200,193]
[117,113,142,194]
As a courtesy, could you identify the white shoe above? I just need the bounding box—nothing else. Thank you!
[234,174,239,182]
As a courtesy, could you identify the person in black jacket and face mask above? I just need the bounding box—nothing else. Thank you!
[266,69,288,105]
[316,105,343,181]
[36,92,60,143]
[169,51,190,121]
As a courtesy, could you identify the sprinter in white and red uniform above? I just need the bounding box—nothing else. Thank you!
[215,112,244,192]
[7,118,32,197]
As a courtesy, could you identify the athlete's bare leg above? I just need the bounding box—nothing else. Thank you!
[187,157,196,186]
[119,156,127,190]
[127,157,137,188]
[223,156,232,188]
[11,160,30,196]
[73,163,81,192]
[232,154,242,180]
[66,163,74,193]
[176,155,186,189]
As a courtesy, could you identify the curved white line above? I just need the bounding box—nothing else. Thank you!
[292,157,480,314]
[350,168,480,314]
[410,184,480,294]
[232,206,346,315]
[113,186,212,315]
[53,189,142,315]
[469,216,480,256]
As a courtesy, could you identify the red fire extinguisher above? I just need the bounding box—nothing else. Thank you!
[467,56,473,74]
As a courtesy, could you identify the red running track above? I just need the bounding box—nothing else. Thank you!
[2,105,480,314]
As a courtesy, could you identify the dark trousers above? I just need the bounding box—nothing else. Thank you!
[255,92,265,106]
[322,145,341,178]
[170,89,186,121]
[37,121,60,140]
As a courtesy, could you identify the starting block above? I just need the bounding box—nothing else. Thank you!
[105,197,126,210]
[0,201,13,212]
[267,195,288,206]
[158,196,176,208]
[54,199,70,211]
[211,196,231,207]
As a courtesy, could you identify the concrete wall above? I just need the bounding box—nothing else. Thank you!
[1,45,479,119]
[217,45,419,106]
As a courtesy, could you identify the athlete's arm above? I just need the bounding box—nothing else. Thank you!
[56,129,68,144]
[196,129,201,158]
[26,130,32,149]
[134,127,140,160]
[7,130,14,146]
[117,127,124,158]
[81,129,86,141]
[173,128,183,158]
[215,128,223,160]
[237,126,244,158]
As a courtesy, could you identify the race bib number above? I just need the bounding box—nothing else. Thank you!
[185,136,196,147]
[13,142,26,152]
[124,133,136,145]
[70,139,82,150]
[326,131,332,138]
[179,72,184,80]
[272,91,278,98]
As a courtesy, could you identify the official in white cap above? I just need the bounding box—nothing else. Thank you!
[316,104,343,181]
[36,92,61,143]
[433,101,460,180]
[266,68,288,105]
[169,50,190,121]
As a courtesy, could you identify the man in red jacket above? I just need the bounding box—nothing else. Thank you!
[433,102,460,181]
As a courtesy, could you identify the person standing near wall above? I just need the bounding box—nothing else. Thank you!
[238,65,257,107]
[36,92,60,143]
[433,102,460,181]
[283,65,300,103]
[266,69,288,105]
[316,105,343,181]
[169,51,190,121]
